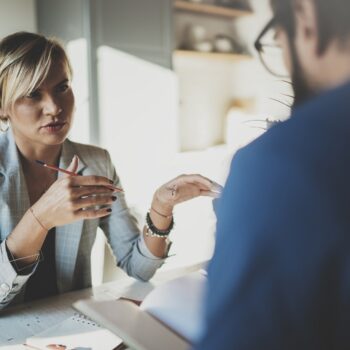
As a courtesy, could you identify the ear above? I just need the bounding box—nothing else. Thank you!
[0,105,11,119]
[0,109,9,122]
[294,0,319,55]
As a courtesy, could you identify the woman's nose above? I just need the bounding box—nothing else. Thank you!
[42,94,62,116]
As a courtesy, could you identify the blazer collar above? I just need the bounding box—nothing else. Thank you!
[54,139,88,293]
[0,129,21,177]
[0,129,87,177]
[0,129,89,293]
[59,139,87,177]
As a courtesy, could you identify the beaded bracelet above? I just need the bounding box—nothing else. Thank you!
[145,211,174,238]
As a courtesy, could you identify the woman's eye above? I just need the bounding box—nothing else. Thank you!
[26,91,41,99]
[58,84,69,92]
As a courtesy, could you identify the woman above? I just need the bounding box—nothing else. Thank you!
[0,32,220,310]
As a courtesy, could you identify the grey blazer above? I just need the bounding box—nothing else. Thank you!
[0,130,165,310]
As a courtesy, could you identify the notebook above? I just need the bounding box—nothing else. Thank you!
[25,313,123,350]
[73,271,206,350]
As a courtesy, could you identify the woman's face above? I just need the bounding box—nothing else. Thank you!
[8,59,74,148]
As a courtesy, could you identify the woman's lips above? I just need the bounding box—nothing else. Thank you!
[41,122,67,133]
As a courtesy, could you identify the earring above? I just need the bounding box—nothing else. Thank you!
[0,118,9,132]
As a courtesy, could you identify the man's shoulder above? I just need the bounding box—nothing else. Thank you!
[222,114,323,212]
[236,80,350,178]
[231,119,301,176]
[221,82,350,226]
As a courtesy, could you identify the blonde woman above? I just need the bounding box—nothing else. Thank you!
[0,32,220,310]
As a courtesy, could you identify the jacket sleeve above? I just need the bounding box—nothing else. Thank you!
[99,150,167,281]
[0,240,38,310]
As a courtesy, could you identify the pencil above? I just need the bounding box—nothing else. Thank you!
[35,160,124,192]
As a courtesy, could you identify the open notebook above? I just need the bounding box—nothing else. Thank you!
[25,313,123,350]
[74,271,207,350]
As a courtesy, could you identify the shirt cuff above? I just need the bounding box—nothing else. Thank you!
[137,233,171,260]
[5,240,39,276]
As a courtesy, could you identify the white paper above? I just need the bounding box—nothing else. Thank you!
[140,271,207,343]
[25,314,122,350]
[0,289,91,346]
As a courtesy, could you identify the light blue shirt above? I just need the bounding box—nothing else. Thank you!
[0,129,166,310]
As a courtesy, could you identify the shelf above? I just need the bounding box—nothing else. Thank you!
[174,1,252,18]
[174,50,252,62]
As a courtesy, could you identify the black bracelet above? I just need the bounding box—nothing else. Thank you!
[145,211,174,237]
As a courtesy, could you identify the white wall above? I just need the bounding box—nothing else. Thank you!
[98,47,179,212]
[0,0,37,37]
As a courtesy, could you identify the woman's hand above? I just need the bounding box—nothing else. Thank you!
[31,156,118,230]
[152,174,223,215]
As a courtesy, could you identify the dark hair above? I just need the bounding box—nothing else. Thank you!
[271,0,350,54]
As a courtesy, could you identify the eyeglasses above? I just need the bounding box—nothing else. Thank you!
[254,18,289,78]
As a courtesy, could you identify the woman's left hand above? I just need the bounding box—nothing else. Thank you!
[152,174,223,215]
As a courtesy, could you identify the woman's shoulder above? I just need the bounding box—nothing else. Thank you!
[65,139,113,171]
[64,139,116,178]
[66,139,110,159]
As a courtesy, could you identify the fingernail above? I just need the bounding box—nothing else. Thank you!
[107,208,112,212]
[112,196,117,201]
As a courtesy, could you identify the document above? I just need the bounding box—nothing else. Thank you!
[25,314,122,350]
[74,271,207,350]
[0,291,87,345]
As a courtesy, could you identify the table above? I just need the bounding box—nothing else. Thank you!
[0,262,205,349]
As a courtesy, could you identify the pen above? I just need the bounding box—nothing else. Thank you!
[35,160,124,192]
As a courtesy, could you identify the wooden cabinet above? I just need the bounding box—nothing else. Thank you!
[173,0,253,62]
[172,1,254,150]
[174,0,251,18]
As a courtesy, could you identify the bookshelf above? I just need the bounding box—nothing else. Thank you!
[174,1,252,19]
[174,50,252,62]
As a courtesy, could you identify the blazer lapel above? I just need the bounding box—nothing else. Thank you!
[0,131,89,294]
[55,140,87,293]
[0,130,31,242]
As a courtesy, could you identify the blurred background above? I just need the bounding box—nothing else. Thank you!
[0,0,292,284]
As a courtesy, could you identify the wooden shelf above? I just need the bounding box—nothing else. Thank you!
[174,1,252,18]
[174,50,252,62]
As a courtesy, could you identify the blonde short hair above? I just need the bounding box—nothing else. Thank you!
[0,32,72,122]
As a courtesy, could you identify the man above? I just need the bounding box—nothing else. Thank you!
[195,0,350,349]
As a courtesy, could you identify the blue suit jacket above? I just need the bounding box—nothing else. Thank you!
[195,82,350,350]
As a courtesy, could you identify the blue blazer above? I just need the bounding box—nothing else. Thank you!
[195,81,350,350]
